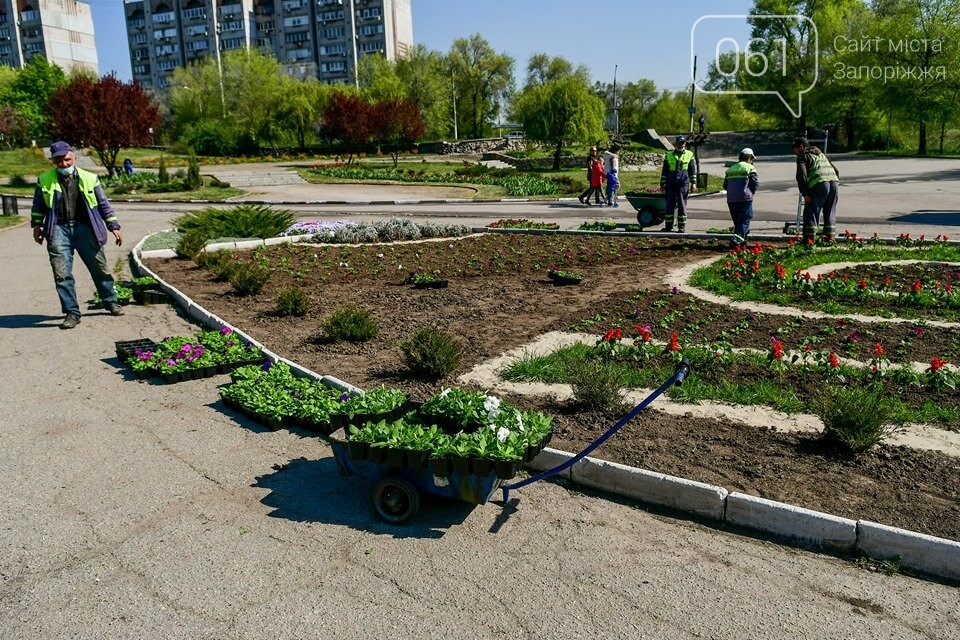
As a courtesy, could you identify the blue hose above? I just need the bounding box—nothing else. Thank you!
[501,359,690,504]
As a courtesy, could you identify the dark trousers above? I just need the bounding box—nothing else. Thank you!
[727,201,754,246]
[664,181,689,229]
[802,181,839,241]
[579,186,603,204]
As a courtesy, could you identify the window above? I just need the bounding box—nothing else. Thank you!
[157,59,177,71]
[318,10,344,22]
[22,27,41,38]
[360,41,382,53]
[320,61,346,73]
[152,11,175,23]
[359,8,381,20]
[287,48,311,61]
[133,63,149,75]
[24,42,43,52]
[284,31,308,44]
[128,18,146,29]
[186,25,207,36]
[0,44,12,55]
[221,20,244,32]
[320,43,346,55]
[358,24,384,37]
[257,20,275,32]
[185,40,208,51]
[182,7,205,20]
[155,43,179,56]
[282,0,304,10]
[132,47,149,60]
[153,27,177,39]
[322,27,345,39]
[218,3,242,16]
[221,37,244,50]
[131,32,148,44]
[283,16,309,28]
[19,10,40,23]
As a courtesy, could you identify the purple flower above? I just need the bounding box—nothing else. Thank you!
[747,311,757,321]
[138,352,153,361]
[180,344,193,354]
[166,359,176,366]
[627,245,638,254]
[261,360,273,372]
[220,326,233,335]
[339,393,351,402]
[671,286,680,295]
[915,326,925,336]
[224,340,235,347]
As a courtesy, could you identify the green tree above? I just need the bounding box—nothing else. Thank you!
[358,53,405,102]
[593,78,659,135]
[275,76,329,150]
[395,44,451,139]
[512,76,605,169]
[6,56,66,140]
[447,35,515,139]
[524,53,590,89]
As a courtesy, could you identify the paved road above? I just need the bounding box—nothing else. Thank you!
[1,164,958,639]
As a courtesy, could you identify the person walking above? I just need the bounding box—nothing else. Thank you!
[580,147,604,207]
[723,148,759,248]
[123,158,135,175]
[792,136,840,243]
[660,135,697,232]
[31,140,124,329]
[602,143,621,207]
[578,146,605,205]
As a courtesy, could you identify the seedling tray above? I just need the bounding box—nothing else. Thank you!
[115,338,159,361]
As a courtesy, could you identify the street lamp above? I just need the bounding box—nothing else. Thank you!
[348,0,359,88]
[209,11,226,117]
[179,85,203,116]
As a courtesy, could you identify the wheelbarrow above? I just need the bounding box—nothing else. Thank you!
[329,359,690,524]
[624,192,668,229]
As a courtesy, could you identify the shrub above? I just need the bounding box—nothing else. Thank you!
[175,229,209,260]
[322,305,378,343]
[275,287,310,317]
[400,326,462,380]
[173,204,296,239]
[228,262,271,296]
[157,156,169,184]
[195,249,236,280]
[9,174,30,188]
[815,385,900,455]
[569,361,627,416]
[186,153,202,190]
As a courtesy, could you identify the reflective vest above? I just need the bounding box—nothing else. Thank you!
[666,149,694,172]
[807,153,839,187]
[724,161,755,180]
[37,167,101,213]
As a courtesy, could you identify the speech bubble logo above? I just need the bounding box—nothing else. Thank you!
[691,14,818,119]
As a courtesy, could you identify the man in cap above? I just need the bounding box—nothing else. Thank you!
[792,136,840,243]
[31,141,124,329]
[660,135,697,232]
[723,148,759,248]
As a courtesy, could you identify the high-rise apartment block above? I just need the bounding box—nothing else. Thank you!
[0,0,98,73]
[124,0,413,89]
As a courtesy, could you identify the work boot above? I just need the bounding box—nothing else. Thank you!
[60,314,81,330]
[662,225,673,232]
[678,226,686,233]
[103,303,125,316]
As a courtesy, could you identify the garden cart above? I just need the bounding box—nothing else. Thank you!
[624,192,669,229]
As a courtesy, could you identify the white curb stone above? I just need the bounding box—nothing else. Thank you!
[322,375,363,395]
[233,239,264,250]
[139,248,176,260]
[856,520,960,581]
[572,456,728,520]
[726,492,857,551]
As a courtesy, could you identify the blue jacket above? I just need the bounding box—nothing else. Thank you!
[723,161,759,203]
[31,167,120,246]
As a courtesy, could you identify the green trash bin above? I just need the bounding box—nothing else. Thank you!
[696,173,709,190]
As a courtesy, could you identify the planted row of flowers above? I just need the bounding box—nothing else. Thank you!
[121,326,265,383]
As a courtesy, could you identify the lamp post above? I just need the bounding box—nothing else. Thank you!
[348,0,359,88]
[180,85,203,117]
[209,8,226,118]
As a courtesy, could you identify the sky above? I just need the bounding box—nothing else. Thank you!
[85,0,755,91]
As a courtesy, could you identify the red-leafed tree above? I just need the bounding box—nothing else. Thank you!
[0,106,30,148]
[322,91,372,163]
[49,74,161,175]
[370,98,426,166]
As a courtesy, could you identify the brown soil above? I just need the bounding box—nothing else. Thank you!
[144,236,960,542]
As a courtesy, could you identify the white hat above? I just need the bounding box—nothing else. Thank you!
[740,147,755,157]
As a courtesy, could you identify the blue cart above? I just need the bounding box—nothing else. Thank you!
[329,428,503,524]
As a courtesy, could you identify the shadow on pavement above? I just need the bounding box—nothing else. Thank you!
[253,456,475,538]
[889,210,960,226]
[0,313,62,329]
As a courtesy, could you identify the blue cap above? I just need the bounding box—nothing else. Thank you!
[675,135,687,144]
[50,140,72,157]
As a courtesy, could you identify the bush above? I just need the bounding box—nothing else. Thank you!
[157,157,169,184]
[173,204,296,239]
[9,174,30,188]
[275,287,310,317]
[194,248,236,279]
[228,262,271,296]
[322,305,378,343]
[569,361,627,416]
[175,229,209,260]
[816,385,900,455]
[186,153,202,190]
[400,326,462,380]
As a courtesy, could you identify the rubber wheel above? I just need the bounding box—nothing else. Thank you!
[372,476,420,524]
[637,208,655,228]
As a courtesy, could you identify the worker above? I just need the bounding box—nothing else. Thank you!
[723,148,759,248]
[660,135,697,233]
[792,137,840,243]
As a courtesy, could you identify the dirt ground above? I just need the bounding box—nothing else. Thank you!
[144,237,960,542]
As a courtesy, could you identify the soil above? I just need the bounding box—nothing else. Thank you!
[144,236,960,542]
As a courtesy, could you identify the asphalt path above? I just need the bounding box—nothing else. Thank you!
[1,158,959,639]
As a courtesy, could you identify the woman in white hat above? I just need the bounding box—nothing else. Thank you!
[723,148,759,248]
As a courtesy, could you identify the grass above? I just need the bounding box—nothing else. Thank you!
[0,148,50,177]
[85,147,341,169]
[110,185,244,201]
[0,216,27,231]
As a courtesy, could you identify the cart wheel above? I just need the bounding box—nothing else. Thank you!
[372,476,420,524]
[637,208,656,228]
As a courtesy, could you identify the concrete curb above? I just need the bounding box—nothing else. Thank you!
[132,231,960,584]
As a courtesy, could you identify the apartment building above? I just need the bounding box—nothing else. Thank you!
[0,0,98,73]
[124,0,413,89]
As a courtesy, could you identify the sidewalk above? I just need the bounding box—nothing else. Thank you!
[1,196,958,639]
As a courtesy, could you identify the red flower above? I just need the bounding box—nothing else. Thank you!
[668,332,681,352]
[635,325,652,343]
[859,278,868,290]
[770,337,784,359]
[804,343,812,352]
[873,343,885,357]
[774,263,786,279]
[931,356,949,371]
[828,352,840,367]
[912,280,922,293]
[602,328,623,342]
[884,277,891,286]
[948,284,954,293]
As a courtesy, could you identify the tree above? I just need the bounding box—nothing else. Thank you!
[6,56,66,140]
[395,44,451,139]
[275,77,329,150]
[323,90,372,162]
[593,78,659,135]
[524,53,590,89]
[370,98,426,166]
[358,54,405,103]
[0,106,30,148]
[511,76,605,169]
[446,35,515,139]
[49,74,160,175]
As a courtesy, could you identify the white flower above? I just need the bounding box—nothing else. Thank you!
[397,264,403,270]
[439,387,451,398]
[339,261,349,268]
[515,412,525,431]
[377,253,384,258]
[496,426,511,442]
[483,395,501,412]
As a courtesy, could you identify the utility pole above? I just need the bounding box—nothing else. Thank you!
[688,55,697,134]
[348,0,360,88]
[210,4,226,118]
[612,64,619,136]
[452,77,458,140]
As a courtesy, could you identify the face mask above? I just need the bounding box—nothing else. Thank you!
[57,165,75,176]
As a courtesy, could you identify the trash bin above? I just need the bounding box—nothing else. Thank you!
[1,195,19,216]
[696,173,709,190]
